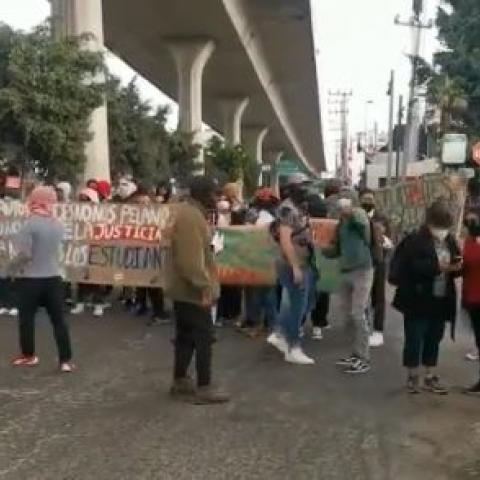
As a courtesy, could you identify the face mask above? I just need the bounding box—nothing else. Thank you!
[430,228,449,241]
[217,200,230,212]
[361,203,375,213]
[338,198,352,210]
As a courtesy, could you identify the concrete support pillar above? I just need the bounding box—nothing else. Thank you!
[219,97,249,146]
[242,126,268,186]
[167,38,215,175]
[264,150,284,196]
[50,0,111,182]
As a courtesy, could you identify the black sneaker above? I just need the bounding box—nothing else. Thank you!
[424,375,448,395]
[407,375,421,394]
[336,355,358,367]
[465,381,480,396]
[345,359,371,374]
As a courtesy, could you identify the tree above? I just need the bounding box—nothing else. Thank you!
[107,75,171,185]
[433,0,480,136]
[205,136,259,196]
[0,24,105,180]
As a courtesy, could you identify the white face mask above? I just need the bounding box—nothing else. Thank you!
[430,228,449,241]
[217,200,231,213]
[338,198,352,210]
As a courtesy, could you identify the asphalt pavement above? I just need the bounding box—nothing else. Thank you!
[0,298,479,480]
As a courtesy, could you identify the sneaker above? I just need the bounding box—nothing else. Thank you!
[465,381,480,396]
[11,355,40,367]
[267,332,288,354]
[336,355,358,367]
[0,307,8,315]
[465,351,480,362]
[369,331,384,347]
[407,375,421,394]
[285,346,315,365]
[345,359,371,374]
[424,375,448,395]
[190,386,230,405]
[8,308,18,317]
[311,327,323,340]
[170,376,196,398]
[93,305,104,317]
[60,362,75,373]
[70,303,85,315]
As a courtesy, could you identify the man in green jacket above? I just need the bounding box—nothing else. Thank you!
[324,192,374,374]
[167,176,229,404]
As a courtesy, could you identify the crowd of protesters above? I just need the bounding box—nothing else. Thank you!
[2,171,480,404]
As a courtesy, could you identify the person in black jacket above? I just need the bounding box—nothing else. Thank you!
[393,200,461,394]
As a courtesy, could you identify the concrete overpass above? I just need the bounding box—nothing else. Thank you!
[51,0,325,181]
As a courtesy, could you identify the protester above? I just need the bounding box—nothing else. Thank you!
[167,176,229,404]
[359,189,393,348]
[392,201,461,394]
[324,190,374,374]
[155,182,172,204]
[55,181,72,202]
[8,186,74,372]
[267,173,317,365]
[300,192,330,340]
[114,177,138,203]
[216,182,245,327]
[96,180,112,202]
[462,212,480,394]
[70,187,106,317]
[242,187,279,336]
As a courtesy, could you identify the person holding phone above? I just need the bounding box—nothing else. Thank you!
[392,201,461,394]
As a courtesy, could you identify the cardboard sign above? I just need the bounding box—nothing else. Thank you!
[373,174,467,239]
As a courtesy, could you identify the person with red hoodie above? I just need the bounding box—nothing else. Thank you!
[462,212,480,395]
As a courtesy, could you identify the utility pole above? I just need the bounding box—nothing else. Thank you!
[329,90,352,184]
[387,70,395,186]
[396,95,404,182]
[395,0,433,174]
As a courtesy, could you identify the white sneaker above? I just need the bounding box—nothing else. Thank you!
[466,351,480,362]
[70,303,85,315]
[93,305,104,317]
[312,327,323,340]
[0,307,8,315]
[369,331,384,347]
[267,332,288,354]
[285,346,315,365]
[8,308,18,317]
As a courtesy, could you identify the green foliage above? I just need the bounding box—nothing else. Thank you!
[433,1,480,136]
[205,136,259,195]
[166,131,201,185]
[0,24,105,180]
[107,75,171,186]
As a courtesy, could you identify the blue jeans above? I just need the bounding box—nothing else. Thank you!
[245,287,278,329]
[277,265,316,348]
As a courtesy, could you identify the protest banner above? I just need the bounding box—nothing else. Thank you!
[373,174,468,239]
[0,199,342,289]
[0,201,173,287]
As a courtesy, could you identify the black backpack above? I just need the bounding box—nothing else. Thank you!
[388,233,413,287]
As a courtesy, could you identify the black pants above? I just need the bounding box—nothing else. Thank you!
[18,277,72,363]
[0,277,16,309]
[403,315,445,369]
[467,307,480,367]
[302,291,330,328]
[174,301,214,387]
[78,283,104,304]
[135,288,165,317]
[371,264,386,332]
[217,286,242,320]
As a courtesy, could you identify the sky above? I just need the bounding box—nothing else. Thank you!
[0,0,442,173]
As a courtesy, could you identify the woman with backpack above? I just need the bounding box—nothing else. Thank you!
[392,201,461,394]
